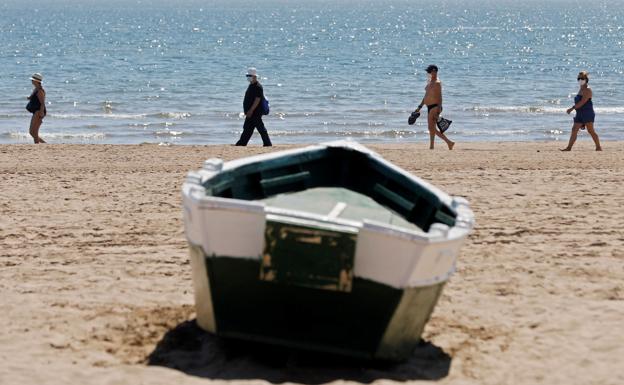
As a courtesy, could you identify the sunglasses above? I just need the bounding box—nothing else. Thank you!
[577,77,586,81]
[246,74,253,77]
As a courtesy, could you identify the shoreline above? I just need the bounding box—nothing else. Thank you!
[1,141,623,384]
[0,138,618,147]
[0,134,618,146]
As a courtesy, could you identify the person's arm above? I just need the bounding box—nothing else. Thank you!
[246,97,261,118]
[36,90,45,116]
[415,96,425,112]
[567,88,592,114]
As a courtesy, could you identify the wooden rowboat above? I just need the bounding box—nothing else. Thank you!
[182,141,474,360]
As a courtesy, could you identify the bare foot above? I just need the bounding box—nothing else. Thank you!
[596,147,602,151]
[448,141,455,150]
[560,148,571,151]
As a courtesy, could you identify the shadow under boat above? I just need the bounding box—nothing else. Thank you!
[147,319,452,384]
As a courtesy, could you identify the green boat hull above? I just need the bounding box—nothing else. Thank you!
[190,245,445,361]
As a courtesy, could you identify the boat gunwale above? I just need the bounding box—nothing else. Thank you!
[184,141,474,232]
[183,187,472,245]
[197,141,456,210]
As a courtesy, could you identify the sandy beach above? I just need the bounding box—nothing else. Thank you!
[1,141,623,385]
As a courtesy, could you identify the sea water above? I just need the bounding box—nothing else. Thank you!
[1,0,623,144]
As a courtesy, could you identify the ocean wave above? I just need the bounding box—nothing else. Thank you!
[153,130,185,136]
[466,106,556,113]
[50,113,147,119]
[593,107,624,113]
[465,106,624,114]
[220,111,324,119]
[340,108,394,114]
[151,112,192,119]
[1,112,192,120]
[460,129,530,136]
[4,131,106,140]
[263,129,419,138]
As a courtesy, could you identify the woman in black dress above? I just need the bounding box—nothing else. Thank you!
[26,73,46,144]
[561,71,601,151]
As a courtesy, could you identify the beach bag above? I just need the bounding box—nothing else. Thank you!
[261,97,270,115]
[26,98,39,113]
[408,110,420,125]
[437,116,452,133]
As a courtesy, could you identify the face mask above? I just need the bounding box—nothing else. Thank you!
[578,79,586,86]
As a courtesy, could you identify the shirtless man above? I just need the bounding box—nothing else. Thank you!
[414,65,454,150]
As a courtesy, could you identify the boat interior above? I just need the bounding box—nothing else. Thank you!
[202,146,457,232]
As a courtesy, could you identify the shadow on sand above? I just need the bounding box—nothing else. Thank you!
[147,319,451,384]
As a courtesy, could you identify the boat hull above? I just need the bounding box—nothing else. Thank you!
[189,244,445,361]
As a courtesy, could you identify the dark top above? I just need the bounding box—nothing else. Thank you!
[26,88,46,115]
[243,82,264,117]
[574,94,593,113]
[573,93,594,124]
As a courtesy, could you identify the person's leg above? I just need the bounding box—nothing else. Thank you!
[429,107,454,150]
[255,118,272,146]
[585,122,602,151]
[427,109,437,149]
[435,130,454,150]
[235,118,255,146]
[29,114,44,144]
[561,122,583,151]
[29,114,37,143]
[37,116,46,143]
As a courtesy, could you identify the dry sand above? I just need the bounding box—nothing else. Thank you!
[1,141,623,385]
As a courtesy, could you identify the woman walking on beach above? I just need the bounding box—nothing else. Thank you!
[26,73,46,144]
[561,71,601,151]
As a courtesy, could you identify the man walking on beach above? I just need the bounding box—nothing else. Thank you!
[414,65,454,150]
[235,67,272,146]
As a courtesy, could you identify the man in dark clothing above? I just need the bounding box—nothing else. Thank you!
[235,67,272,146]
